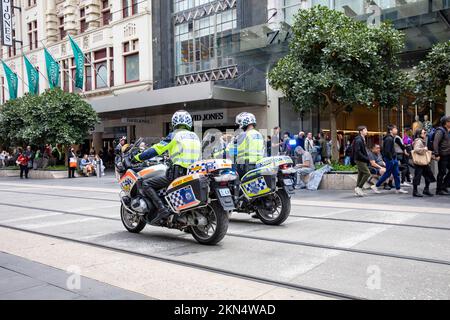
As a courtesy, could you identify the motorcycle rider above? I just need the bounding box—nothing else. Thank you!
[231,112,265,177]
[133,110,201,226]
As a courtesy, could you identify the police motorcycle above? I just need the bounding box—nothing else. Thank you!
[219,112,295,226]
[116,138,232,245]
[232,156,295,226]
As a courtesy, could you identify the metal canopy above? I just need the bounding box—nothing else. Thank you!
[89,81,266,114]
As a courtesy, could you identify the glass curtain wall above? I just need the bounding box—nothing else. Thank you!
[174,1,238,76]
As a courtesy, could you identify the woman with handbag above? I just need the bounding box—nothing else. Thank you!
[412,129,436,197]
[68,147,77,179]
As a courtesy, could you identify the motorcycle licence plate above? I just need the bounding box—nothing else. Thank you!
[219,188,231,197]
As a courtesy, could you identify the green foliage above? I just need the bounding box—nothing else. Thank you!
[316,163,357,172]
[413,41,450,105]
[268,5,407,112]
[0,88,99,147]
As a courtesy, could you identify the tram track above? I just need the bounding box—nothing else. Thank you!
[0,223,362,300]
[2,191,450,232]
[1,201,450,268]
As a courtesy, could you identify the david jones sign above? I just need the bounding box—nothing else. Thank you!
[191,109,228,125]
[1,0,13,46]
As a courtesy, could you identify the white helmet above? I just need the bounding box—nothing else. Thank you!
[172,110,193,130]
[236,112,257,129]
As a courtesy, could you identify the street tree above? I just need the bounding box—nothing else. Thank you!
[0,88,99,148]
[268,5,407,160]
[414,40,450,107]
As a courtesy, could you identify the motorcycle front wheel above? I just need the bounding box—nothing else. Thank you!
[255,190,291,226]
[190,202,229,245]
[120,204,147,233]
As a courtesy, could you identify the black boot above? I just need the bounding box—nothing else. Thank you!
[144,187,172,226]
[423,185,434,197]
[413,185,423,198]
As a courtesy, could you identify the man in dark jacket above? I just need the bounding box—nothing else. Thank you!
[354,126,371,197]
[434,116,450,195]
[372,125,408,194]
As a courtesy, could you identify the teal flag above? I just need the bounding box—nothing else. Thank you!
[68,35,84,89]
[44,48,60,89]
[24,55,39,95]
[1,61,18,99]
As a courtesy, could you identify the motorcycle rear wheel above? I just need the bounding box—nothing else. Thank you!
[255,190,291,226]
[190,202,229,245]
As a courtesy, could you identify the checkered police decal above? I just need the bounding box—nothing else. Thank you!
[166,185,200,211]
[242,177,269,196]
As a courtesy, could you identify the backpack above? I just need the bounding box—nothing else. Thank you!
[428,127,446,151]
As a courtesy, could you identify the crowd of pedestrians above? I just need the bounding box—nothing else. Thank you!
[354,116,450,198]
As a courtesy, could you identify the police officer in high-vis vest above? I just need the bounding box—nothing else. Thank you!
[232,112,265,177]
[133,110,201,225]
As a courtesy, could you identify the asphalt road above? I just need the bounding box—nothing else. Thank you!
[0,174,449,300]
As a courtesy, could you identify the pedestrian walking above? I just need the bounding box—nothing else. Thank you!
[371,125,408,195]
[16,148,30,179]
[353,126,371,197]
[271,127,281,157]
[411,129,435,197]
[433,116,450,195]
[394,133,412,187]
[68,147,77,178]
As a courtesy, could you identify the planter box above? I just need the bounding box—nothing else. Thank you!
[319,172,358,190]
[0,170,69,179]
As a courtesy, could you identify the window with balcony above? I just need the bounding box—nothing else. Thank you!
[80,8,87,33]
[102,0,112,26]
[8,30,17,57]
[122,0,138,18]
[58,16,66,40]
[27,20,38,50]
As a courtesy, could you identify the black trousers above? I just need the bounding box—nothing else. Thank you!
[413,164,435,188]
[397,153,411,183]
[68,167,76,178]
[437,155,450,192]
[20,165,29,179]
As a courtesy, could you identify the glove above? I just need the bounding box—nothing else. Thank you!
[132,154,142,164]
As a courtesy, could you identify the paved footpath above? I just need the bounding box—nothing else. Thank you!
[0,174,449,300]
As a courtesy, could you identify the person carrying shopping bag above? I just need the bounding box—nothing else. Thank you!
[411,129,436,197]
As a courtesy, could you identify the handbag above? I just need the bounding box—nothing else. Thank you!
[69,157,77,168]
[411,150,432,166]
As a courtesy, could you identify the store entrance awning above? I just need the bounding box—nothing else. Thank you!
[89,82,267,114]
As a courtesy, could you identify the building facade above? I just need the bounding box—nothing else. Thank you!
[265,0,450,138]
[1,0,449,151]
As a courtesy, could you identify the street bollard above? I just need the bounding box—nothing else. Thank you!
[97,160,102,179]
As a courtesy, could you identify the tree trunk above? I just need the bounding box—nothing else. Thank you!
[329,109,339,162]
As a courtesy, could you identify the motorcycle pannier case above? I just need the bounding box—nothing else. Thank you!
[165,173,209,213]
[240,167,277,199]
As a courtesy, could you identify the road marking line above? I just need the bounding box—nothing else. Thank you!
[0,213,63,223]
[291,199,450,215]
[19,217,100,229]
[0,182,117,194]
